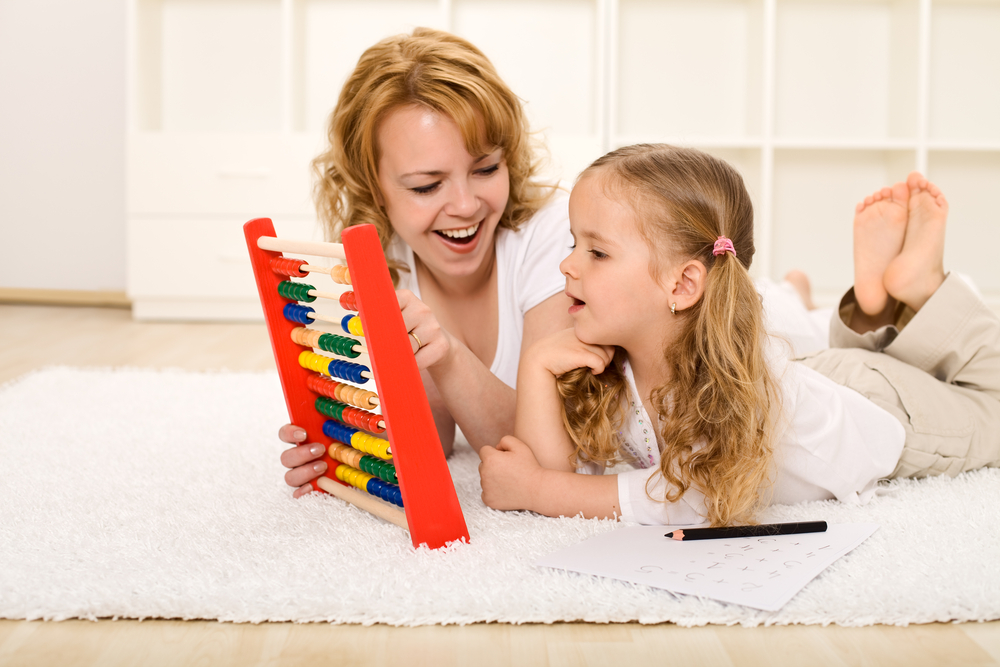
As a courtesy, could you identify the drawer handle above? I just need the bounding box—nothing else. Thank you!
[217,167,271,179]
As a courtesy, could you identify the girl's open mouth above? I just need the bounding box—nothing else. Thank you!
[434,222,481,245]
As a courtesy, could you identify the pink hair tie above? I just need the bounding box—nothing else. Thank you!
[713,236,736,258]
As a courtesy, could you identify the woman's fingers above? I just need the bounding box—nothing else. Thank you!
[278,423,307,444]
[397,288,450,369]
[283,456,327,489]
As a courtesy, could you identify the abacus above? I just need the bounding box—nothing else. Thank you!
[244,218,469,550]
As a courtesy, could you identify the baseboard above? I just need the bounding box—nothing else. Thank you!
[0,288,131,309]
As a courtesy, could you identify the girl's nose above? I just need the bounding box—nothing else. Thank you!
[559,254,575,277]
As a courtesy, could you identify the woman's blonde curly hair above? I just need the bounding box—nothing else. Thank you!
[312,27,555,285]
[557,144,781,527]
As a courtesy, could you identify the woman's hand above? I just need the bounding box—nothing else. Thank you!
[526,328,616,378]
[397,289,454,370]
[478,435,547,511]
[278,423,328,498]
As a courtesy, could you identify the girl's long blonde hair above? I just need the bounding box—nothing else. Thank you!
[312,27,554,285]
[557,144,781,526]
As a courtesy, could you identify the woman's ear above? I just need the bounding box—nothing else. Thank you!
[671,259,707,311]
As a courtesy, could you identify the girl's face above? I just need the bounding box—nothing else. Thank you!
[560,175,675,350]
[376,105,510,280]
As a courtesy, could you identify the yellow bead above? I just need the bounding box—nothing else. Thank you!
[351,432,391,460]
[347,316,364,337]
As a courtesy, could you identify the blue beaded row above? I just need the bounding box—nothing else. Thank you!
[323,420,357,445]
[283,303,314,324]
[367,478,403,507]
[326,358,369,383]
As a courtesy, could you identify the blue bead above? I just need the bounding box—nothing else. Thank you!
[283,303,314,324]
[341,314,355,334]
[322,420,357,444]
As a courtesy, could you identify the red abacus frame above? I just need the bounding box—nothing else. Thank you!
[244,218,469,549]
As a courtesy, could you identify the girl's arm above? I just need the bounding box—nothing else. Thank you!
[515,328,615,471]
[480,436,621,519]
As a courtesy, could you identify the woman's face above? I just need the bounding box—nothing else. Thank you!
[376,105,510,280]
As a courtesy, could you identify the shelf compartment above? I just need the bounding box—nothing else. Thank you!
[452,0,599,138]
[926,150,1000,296]
[616,0,765,140]
[928,1,1000,143]
[770,148,916,295]
[293,0,441,133]
[132,0,284,132]
[774,0,919,142]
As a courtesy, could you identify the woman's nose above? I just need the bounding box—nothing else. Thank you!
[445,180,478,218]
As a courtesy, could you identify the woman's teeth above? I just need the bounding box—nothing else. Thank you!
[437,222,480,240]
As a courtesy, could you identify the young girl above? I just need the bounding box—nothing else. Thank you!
[478,144,1000,526]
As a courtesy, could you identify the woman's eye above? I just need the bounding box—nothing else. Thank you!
[411,182,440,195]
[477,163,501,176]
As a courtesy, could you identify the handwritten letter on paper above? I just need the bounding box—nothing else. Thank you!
[536,523,879,611]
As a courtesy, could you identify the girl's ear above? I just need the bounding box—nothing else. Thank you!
[671,259,707,311]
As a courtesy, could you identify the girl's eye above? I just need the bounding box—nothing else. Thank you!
[411,182,440,195]
[589,249,608,260]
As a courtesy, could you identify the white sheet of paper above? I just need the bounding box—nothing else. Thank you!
[536,523,879,611]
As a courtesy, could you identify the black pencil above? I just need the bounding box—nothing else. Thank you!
[665,521,828,541]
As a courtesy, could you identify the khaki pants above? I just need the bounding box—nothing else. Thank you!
[797,273,1000,478]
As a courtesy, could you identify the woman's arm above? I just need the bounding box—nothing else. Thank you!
[479,435,621,519]
[416,291,574,454]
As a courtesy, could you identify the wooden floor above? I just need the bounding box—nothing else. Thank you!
[1,303,998,667]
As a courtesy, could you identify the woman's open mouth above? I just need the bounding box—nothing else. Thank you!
[434,222,481,245]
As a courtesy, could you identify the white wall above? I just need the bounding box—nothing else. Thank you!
[0,0,126,292]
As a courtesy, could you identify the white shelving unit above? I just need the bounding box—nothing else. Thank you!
[127,0,999,320]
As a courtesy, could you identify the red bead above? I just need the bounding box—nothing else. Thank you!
[270,256,308,277]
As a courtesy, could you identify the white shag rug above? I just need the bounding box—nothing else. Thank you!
[1,367,998,627]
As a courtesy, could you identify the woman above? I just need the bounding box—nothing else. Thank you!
[278,28,574,496]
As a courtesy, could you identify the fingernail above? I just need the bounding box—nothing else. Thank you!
[294,429,307,441]
[310,444,325,456]
[313,461,327,473]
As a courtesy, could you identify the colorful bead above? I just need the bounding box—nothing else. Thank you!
[298,351,370,383]
[290,327,321,349]
[330,264,351,285]
[269,256,308,278]
[277,280,316,303]
[339,291,358,311]
[283,303,315,324]
[341,315,364,337]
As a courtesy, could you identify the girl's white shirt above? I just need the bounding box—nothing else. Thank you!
[388,195,572,389]
[579,326,906,527]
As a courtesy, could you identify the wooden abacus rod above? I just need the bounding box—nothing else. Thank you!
[257,236,346,260]
[316,476,409,531]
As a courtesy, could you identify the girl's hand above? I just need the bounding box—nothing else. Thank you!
[278,423,328,498]
[479,435,547,511]
[397,289,453,370]
[527,328,616,378]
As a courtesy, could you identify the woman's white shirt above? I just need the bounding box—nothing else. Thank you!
[388,195,572,388]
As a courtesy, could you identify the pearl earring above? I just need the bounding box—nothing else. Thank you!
[671,303,677,315]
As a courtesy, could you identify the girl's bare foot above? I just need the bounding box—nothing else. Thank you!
[784,269,815,310]
[853,181,909,315]
[883,172,948,312]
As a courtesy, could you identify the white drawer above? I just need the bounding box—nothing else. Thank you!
[127,133,325,216]
[128,216,323,314]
